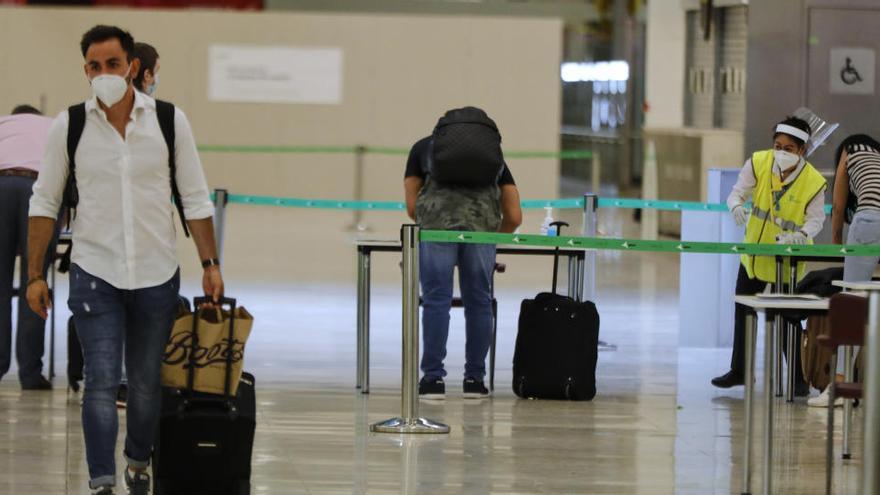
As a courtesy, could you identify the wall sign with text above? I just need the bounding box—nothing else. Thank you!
[208,45,343,104]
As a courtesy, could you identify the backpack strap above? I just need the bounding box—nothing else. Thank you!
[156,100,190,238]
[63,103,87,227]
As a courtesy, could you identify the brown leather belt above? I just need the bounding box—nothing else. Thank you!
[0,168,38,180]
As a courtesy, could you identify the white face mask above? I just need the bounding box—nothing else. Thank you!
[774,149,801,172]
[91,66,131,107]
[145,73,159,97]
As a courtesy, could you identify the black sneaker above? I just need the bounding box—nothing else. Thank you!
[21,375,52,390]
[116,383,128,409]
[710,371,744,389]
[124,468,150,495]
[418,377,445,400]
[463,377,490,399]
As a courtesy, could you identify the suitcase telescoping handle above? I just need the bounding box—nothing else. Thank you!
[550,221,569,294]
[188,297,238,404]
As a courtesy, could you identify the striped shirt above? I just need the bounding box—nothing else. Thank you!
[847,144,880,213]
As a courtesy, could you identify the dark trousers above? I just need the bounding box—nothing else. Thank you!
[731,264,804,382]
[0,175,58,386]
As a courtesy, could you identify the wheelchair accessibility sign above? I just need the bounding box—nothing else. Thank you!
[831,47,875,95]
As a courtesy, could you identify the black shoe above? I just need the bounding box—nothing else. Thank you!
[116,383,128,409]
[463,378,490,399]
[124,467,150,495]
[711,371,744,389]
[21,375,52,390]
[795,380,811,397]
[418,377,445,400]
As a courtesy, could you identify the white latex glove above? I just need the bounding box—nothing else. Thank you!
[776,231,809,245]
[789,231,809,245]
[732,205,748,226]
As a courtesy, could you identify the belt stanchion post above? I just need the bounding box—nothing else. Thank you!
[348,145,368,232]
[763,315,775,495]
[371,225,450,434]
[863,292,880,495]
[842,344,853,459]
[742,312,756,495]
[774,257,784,398]
[581,194,597,302]
[582,194,613,349]
[356,247,371,393]
[591,151,601,197]
[213,188,229,265]
[786,257,797,402]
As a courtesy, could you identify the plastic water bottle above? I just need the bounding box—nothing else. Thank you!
[540,207,556,236]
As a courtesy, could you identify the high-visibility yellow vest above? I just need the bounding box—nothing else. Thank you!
[742,149,827,283]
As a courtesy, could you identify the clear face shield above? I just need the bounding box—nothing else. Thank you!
[791,107,839,157]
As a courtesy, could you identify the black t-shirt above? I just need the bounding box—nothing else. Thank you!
[403,136,516,185]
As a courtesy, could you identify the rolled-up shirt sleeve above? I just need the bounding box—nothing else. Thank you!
[726,158,756,211]
[173,109,214,220]
[29,112,69,219]
[801,188,827,239]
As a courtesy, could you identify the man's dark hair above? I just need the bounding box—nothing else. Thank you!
[773,116,812,147]
[80,25,135,62]
[11,104,41,115]
[133,42,159,92]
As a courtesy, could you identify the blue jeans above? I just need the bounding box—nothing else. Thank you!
[844,209,880,282]
[420,241,496,381]
[68,264,179,489]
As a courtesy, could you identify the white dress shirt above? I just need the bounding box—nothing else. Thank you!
[726,156,826,238]
[30,92,214,290]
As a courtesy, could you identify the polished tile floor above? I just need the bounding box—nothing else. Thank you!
[0,212,866,494]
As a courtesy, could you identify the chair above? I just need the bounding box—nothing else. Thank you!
[819,292,866,495]
[419,262,506,391]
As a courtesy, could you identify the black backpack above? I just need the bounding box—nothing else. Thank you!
[429,107,504,187]
[63,100,190,237]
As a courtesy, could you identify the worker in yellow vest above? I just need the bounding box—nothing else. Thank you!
[711,116,827,395]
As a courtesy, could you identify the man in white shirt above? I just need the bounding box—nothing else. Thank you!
[26,25,223,495]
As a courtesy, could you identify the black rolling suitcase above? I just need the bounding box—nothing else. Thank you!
[153,296,256,495]
[512,221,600,401]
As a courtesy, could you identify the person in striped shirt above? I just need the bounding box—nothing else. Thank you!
[813,134,880,408]
[831,133,880,281]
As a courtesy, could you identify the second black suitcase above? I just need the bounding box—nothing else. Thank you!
[512,221,600,401]
[152,297,256,495]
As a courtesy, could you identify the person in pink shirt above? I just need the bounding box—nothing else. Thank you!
[0,104,57,390]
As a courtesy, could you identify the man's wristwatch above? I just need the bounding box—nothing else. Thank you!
[201,258,220,269]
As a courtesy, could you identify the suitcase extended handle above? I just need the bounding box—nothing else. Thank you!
[550,221,569,294]
[185,296,239,409]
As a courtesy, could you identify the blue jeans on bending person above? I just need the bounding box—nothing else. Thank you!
[68,264,179,489]
[844,209,880,282]
[420,241,496,381]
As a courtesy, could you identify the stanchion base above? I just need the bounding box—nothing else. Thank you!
[370,417,450,434]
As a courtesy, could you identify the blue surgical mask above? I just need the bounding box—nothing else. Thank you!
[146,73,159,97]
